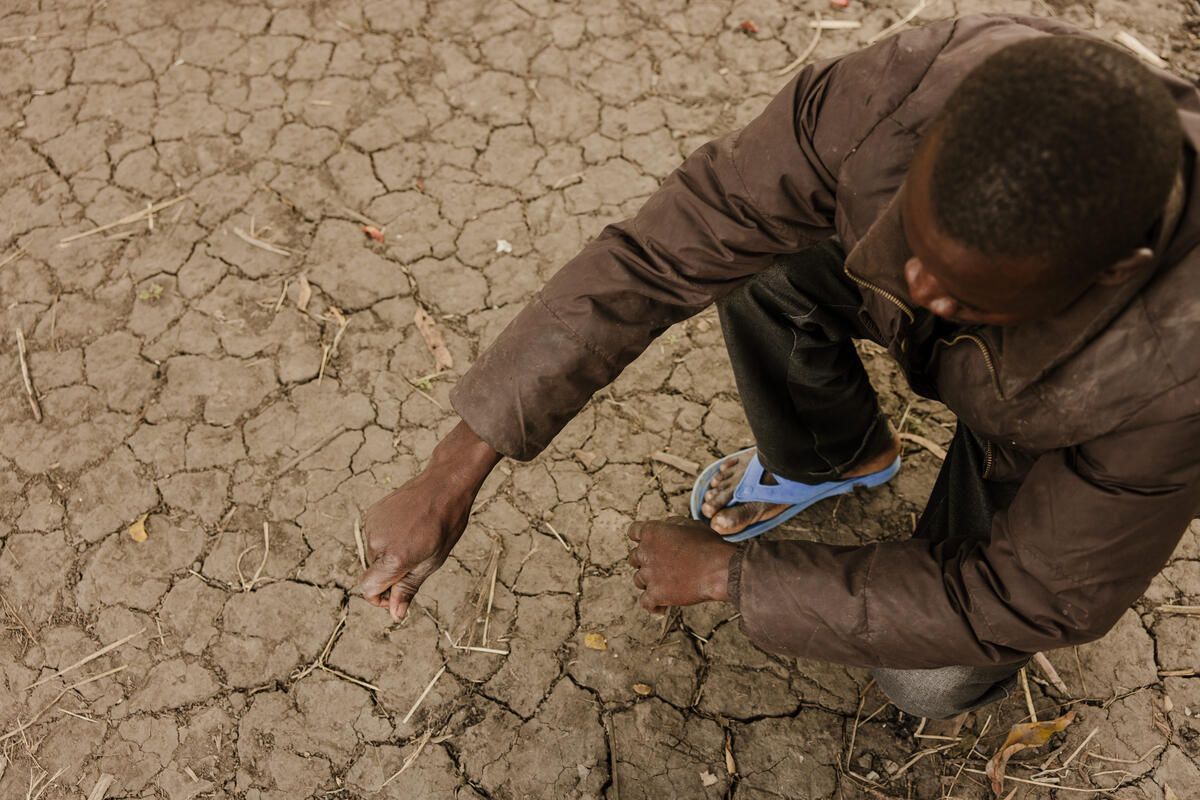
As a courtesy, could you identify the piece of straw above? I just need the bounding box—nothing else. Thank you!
[3,665,128,743]
[0,246,25,270]
[1061,727,1098,768]
[867,0,930,45]
[482,555,498,646]
[650,451,700,476]
[381,728,433,788]
[25,628,143,690]
[776,12,822,76]
[86,773,115,800]
[15,329,42,423]
[59,195,190,244]
[232,226,291,256]
[0,590,37,645]
[271,428,346,477]
[1113,30,1167,68]
[1033,652,1070,695]
[898,432,946,460]
[354,519,368,570]
[544,521,571,552]
[1020,667,1037,722]
[402,664,446,725]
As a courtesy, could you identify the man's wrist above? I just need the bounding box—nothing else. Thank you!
[429,420,503,493]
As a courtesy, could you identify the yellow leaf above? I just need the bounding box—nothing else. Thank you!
[129,513,149,542]
[584,633,607,651]
[985,710,1075,796]
[633,683,652,695]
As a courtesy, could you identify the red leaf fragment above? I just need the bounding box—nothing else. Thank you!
[362,225,385,243]
[739,19,759,34]
[829,0,850,7]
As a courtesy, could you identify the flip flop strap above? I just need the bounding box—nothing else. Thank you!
[732,454,823,505]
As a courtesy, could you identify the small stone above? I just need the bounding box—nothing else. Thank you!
[633,683,653,696]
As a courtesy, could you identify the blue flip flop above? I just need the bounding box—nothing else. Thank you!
[689,446,901,542]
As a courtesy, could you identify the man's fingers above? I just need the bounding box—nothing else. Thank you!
[665,515,688,525]
[633,570,647,590]
[627,521,643,542]
[358,553,405,603]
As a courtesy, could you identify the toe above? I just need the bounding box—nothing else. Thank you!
[711,503,762,535]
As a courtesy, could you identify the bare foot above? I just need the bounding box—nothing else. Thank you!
[701,433,902,537]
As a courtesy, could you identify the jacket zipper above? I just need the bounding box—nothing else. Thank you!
[843,266,915,323]
[935,333,1002,400]
[981,439,994,479]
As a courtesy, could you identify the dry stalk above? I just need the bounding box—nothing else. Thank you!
[85,773,115,800]
[354,519,368,571]
[1033,651,1070,695]
[606,713,620,800]
[898,432,946,460]
[650,451,700,476]
[25,628,143,690]
[1061,728,1098,768]
[810,19,862,29]
[59,194,190,244]
[1020,667,1037,722]
[482,554,499,646]
[271,428,346,477]
[0,591,37,645]
[3,665,128,743]
[334,204,384,229]
[1156,604,1200,615]
[381,728,433,788]
[544,521,571,552]
[236,522,271,591]
[15,329,42,423]
[402,664,446,725]
[25,765,66,800]
[232,226,291,256]
[293,613,347,683]
[0,246,26,270]
[961,766,1106,793]
[1113,30,1168,68]
[776,12,822,76]
[867,0,931,45]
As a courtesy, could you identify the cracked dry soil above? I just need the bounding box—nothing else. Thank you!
[1,0,1198,798]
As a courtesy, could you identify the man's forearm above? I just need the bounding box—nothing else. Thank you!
[429,420,503,495]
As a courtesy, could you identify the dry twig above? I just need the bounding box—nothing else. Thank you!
[26,628,143,690]
[1020,667,1037,722]
[402,664,446,725]
[867,0,931,45]
[544,521,572,552]
[271,428,346,477]
[607,713,620,800]
[776,12,822,76]
[354,519,368,571]
[1033,652,1070,695]
[0,246,25,270]
[898,432,946,460]
[650,451,700,476]
[4,665,128,743]
[236,522,271,591]
[59,195,190,244]
[86,773,115,800]
[381,728,433,787]
[15,329,42,423]
[232,226,291,256]
[1113,30,1167,68]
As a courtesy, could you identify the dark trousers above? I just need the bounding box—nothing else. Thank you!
[716,243,1025,719]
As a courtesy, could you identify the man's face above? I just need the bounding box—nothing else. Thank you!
[899,133,1080,326]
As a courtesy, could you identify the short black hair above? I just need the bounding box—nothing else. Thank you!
[930,36,1182,275]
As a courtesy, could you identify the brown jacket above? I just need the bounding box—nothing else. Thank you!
[451,14,1200,668]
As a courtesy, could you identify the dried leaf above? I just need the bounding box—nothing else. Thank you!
[296,274,312,311]
[414,306,453,373]
[129,513,149,542]
[985,710,1076,796]
[495,239,513,254]
[362,225,385,243]
[1165,784,1180,800]
[584,633,607,651]
[739,19,759,33]
[700,770,718,787]
[573,449,597,469]
[632,683,652,696]
[724,736,737,775]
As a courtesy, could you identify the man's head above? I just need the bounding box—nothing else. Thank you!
[901,36,1182,325]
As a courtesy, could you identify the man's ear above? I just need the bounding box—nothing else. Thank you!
[1095,247,1155,286]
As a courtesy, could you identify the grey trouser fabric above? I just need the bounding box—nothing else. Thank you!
[717,243,1026,719]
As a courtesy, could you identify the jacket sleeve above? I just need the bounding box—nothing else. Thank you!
[449,24,953,460]
[730,412,1200,668]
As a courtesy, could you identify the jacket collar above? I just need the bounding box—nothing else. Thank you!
[845,171,1188,399]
